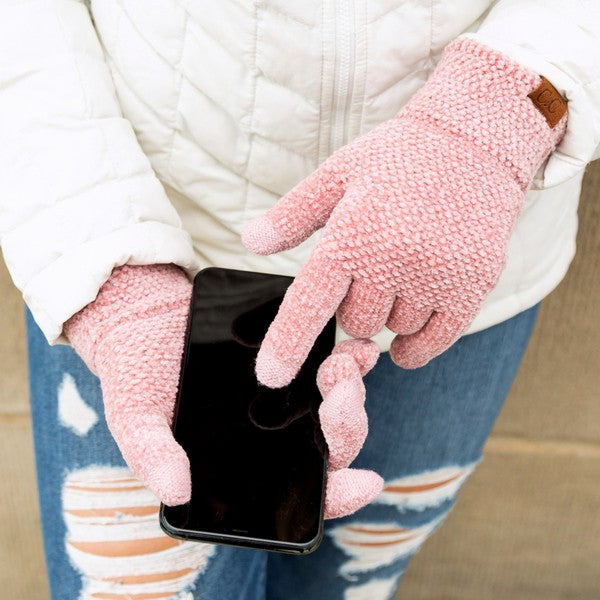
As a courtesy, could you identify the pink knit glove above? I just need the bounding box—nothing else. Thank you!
[242,38,567,388]
[64,264,194,506]
[318,339,384,519]
[64,264,383,516]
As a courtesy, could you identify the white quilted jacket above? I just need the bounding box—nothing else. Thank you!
[1,0,599,349]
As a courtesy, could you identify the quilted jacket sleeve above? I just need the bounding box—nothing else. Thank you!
[0,0,200,345]
[465,0,600,189]
[466,0,600,188]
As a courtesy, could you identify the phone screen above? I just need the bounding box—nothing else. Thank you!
[160,267,335,553]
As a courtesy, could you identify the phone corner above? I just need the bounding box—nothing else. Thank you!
[158,504,181,541]
[298,532,324,555]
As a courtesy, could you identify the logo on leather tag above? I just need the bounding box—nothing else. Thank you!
[528,76,567,128]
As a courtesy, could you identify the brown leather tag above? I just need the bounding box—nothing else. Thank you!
[528,76,567,128]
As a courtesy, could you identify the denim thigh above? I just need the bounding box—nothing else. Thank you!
[26,307,267,600]
[265,303,540,600]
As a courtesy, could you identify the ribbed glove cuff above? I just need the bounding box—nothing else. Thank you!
[399,37,567,191]
[64,263,192,375]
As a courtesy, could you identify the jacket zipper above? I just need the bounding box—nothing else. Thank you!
[330,0,356,153]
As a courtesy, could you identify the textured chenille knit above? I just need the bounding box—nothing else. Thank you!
[64,263,194,506]
[242,38,567,388]
[317,339,383,518]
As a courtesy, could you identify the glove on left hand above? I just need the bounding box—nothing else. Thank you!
[242,38,567,388]
[64,263,194,506]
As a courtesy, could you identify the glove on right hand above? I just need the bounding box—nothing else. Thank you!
[242,38,567,388]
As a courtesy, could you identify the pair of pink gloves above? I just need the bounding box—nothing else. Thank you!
[64,39,566,518]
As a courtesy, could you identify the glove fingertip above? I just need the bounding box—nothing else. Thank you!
[390,312,465,369]
[241,215,285,255]
[255,346,298,389]
[324,468,385,519]
[145,452,192,507]
[389,340,434,369]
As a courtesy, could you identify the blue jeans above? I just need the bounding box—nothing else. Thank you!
[26,303,540,600]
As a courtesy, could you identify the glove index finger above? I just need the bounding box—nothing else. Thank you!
[255,254,351,388]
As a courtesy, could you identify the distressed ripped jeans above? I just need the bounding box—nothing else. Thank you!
[26,303,540,600]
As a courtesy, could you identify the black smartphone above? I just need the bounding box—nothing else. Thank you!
[159,267,335,554]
